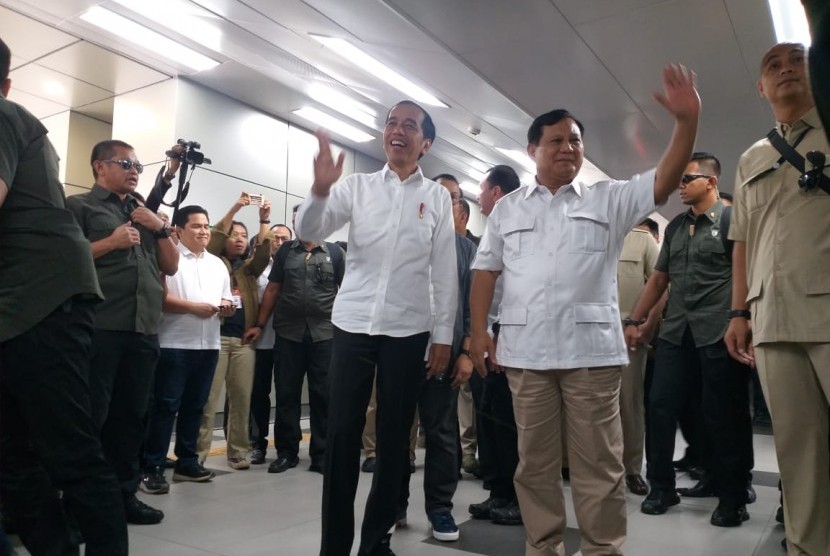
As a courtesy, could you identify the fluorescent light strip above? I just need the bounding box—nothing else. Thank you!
[307,84,378,128]
[767,0,812,46]
[113,0,224,52]
[311,35,447,108]
[293,107,374,143]
[496,147,535,173]
[80,7,220,72]
[460,181,480,198]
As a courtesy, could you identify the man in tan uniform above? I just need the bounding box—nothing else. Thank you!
[726,42,830,555]
[616,222,660,495]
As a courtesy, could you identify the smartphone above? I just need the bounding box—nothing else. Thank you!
[249,193,263,206]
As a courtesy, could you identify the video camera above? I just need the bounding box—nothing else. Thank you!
[166,139,212,166]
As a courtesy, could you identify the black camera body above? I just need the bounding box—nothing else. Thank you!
[166,139,211,166]
[798,150,828,191]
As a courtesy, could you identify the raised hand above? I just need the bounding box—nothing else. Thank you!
[312,130,345,197]
[653,64,700,123]
[259,197,271,221]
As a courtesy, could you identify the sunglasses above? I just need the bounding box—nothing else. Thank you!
[680,174,711,184]
[101,159,144,174]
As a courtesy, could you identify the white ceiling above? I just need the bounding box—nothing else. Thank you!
[0,0,783,216]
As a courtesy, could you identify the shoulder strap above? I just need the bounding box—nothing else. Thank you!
[766,128,809,173]
[720,206,733,261]
[665,211,686,246]
[327,243,345,286]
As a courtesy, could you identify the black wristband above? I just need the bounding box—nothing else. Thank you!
[459,349,471,358]
[260,220,271,224]
[727,309,751,320]
[153,224,171,239]
[623,318,645,327]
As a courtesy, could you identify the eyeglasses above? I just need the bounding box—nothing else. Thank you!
[101,159,144,174]
[681,174,711,184]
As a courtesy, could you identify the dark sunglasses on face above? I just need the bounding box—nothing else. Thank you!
[680,174,711,184]
[101,159,144,174]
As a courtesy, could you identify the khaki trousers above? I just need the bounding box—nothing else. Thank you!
[362,377,417,461]
[197,337,255,461]
[755,342,830,556]
[458,382,477,456]
[619,349,647,475]
[507,367,625,556]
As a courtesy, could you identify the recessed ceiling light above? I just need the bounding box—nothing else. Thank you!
[113,0,224,52]
[292,106,374,143]
[80,7,220,72]
[307,84,378,129]
[42,80,65,97]
[310,34,448,108]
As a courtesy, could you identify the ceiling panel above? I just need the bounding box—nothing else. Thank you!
[36,41,170,95]
[6,89,68,118]
[11,62,114,107]
[0,5,78,61]
[554,0,673,25]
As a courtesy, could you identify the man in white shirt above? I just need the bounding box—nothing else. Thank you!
[141,205,234,494]
[296,100,458,556]
[470,65,700,556]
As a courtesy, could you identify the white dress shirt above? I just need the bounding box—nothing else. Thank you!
[473,170,656,370]
[296,165,458,344]
[159,242,232,350]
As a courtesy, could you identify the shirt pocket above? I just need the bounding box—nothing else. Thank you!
[498,305,527,358]
[698,234,727,266]
[567,208,609,254]
[500,217,535,261]
[740,172,773,214]
[573,303,618,355]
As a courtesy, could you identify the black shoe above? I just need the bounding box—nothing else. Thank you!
[372,533,395,556]
[139,466,170,494]
[781,537,787,551]
[641,490,680,515]
[625,474,649,495]
[308,462,324,474]
[124,494,164,525]
[268,455,299,473]
[672,456,697,471]
[172,462,214,482]
[775,505,784,524]
[250,448,266,465]
[163,457,176,469]
[361,456,376,473]
[469,496,510,519]
[687,466,706,480]
[747,484,757,504]
[409,460,416,474]
[561,467,570,481]
[710,503,749,527]
[490,500,522,525]
[677,479,716,498]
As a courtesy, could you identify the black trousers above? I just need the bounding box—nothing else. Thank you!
[320,328,429,556]
[0,297,128,556]
[472,367,519,501]
[89,329,160,495]
[398,364,460,515]
[647,328,753,505]
[250,345,277,452]
[275,331,332,464]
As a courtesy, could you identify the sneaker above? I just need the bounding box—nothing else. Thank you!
[250,448,266,465]
[124,494,164,524]
[428,510,459,542]
[172,462,214,482]
[139,466,170,494]
[228,457,250,470]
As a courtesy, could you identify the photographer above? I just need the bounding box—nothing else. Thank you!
[197,193,273,469]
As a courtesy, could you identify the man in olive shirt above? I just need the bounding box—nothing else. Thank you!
[244,205,345,473]
[67,139,179,525]
[0,37,128,555]
[627,152,753,527]
[726,42,830,555]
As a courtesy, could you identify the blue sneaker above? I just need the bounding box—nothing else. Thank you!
[428,510,459,542]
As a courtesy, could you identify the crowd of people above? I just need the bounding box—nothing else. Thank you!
[1,28,829,556]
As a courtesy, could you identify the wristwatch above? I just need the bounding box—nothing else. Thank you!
[623,317,645,327]
[154,224,172,239]
[727,309,751,319]
[459,349,472,359]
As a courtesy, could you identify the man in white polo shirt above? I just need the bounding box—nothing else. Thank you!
[470,65,700,556]
[141,205,234,494]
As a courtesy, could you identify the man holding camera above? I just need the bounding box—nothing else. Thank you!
[725,42,830,555]
[66,140,180,524]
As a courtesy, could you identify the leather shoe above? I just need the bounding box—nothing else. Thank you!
[687,466,706,480]
[308,462,324,474]
[249,448,266,465]
[361,456,376,473]
[641,490,680,515]
[672,456,695,471]
[677,479,716,498]
[469,496,510,519]
[124,494,164,524]
[710,503,749,527]
[490,500,522,525]
[746,484,756,504]
[625,474,649,495]
[268,455,299,473]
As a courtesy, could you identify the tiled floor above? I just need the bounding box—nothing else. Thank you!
[10,427,786,556]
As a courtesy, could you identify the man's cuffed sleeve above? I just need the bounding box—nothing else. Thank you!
[295,179,353,243]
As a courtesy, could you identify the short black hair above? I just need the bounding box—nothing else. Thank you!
[388,100,436,143]
[640,217,659,237]
[432,173,459,184]
[91,140,134,178]
[485,164,521,195]
[458,198,471,220]
[527,109,585,145]
[173,205,209,228]
[690,151,721,177]
[0,37,10,83]
[718,191,733,202]
[271,223,293,238]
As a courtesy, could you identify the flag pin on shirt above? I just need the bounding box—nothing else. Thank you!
[418,203,425,219]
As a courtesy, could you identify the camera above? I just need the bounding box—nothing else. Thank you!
[798,150,828,191]
[166,139,211,166]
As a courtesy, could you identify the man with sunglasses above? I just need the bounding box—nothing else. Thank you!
[626,152,754,527]
[66,140,179,525]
